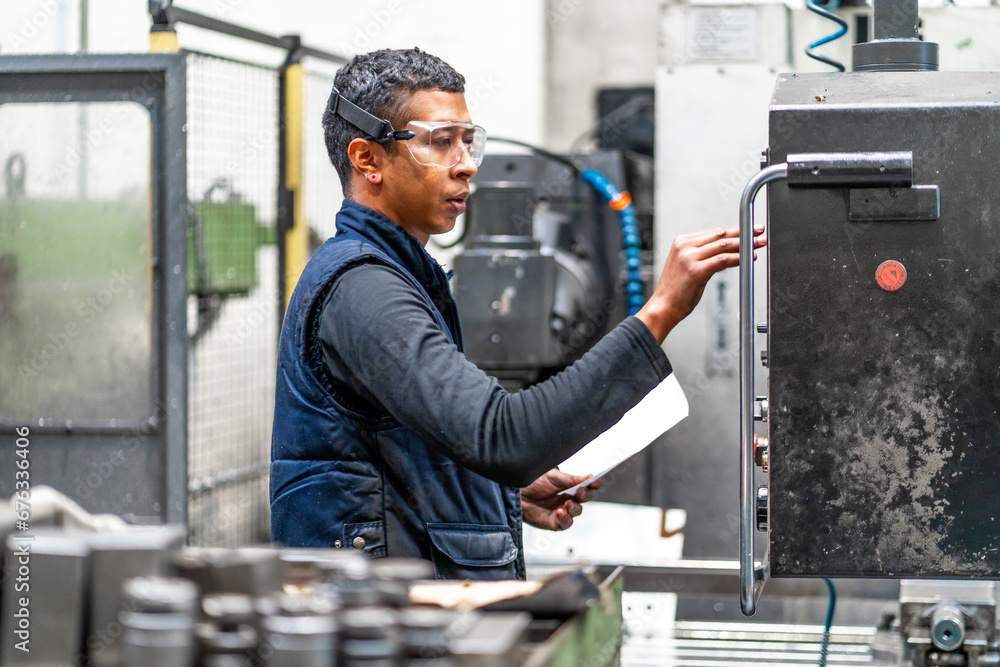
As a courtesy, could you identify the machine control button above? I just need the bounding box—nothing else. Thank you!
[754,435,769,471]
[754,398,769,422]
[760,350,768,367]
[352,537,366,549]
[756,486,768,532]
[876,259,907,292]
[756,322,768,334]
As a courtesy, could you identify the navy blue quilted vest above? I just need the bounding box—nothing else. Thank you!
[269,200,525,580]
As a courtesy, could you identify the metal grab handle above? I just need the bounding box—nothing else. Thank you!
[739,163,788,616]
[738,151,914,615]
[786,151,912,186]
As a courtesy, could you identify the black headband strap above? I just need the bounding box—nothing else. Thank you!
[327,87,393,141]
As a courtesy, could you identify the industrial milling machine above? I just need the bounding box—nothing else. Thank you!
[740,0,1000,662]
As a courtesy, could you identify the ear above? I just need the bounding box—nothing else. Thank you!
[347,137,382,182]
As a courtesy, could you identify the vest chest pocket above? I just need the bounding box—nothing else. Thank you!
[425,523,519,581]
[343,521,386,558]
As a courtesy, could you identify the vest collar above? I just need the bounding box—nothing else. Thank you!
[335,199,452,293]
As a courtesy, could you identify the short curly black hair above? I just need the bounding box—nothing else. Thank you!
[323,48,466,195]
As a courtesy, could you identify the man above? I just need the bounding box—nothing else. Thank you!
[270,48,765,580]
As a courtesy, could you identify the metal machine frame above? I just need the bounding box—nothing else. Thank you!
[0,54,189,524]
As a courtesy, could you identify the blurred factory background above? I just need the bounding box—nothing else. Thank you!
[2,0,1000,665]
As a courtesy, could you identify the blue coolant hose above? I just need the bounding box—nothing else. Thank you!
[806,0,848,71]
[579,169,644,315]
[818,578,837,667]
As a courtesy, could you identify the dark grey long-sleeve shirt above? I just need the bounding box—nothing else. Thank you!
[319,261,672,488]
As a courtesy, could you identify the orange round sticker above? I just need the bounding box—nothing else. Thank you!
[876,260,907,291]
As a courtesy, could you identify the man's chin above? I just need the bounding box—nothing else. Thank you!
[431,218,459,237]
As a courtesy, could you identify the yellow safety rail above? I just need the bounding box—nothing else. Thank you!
[282,62,308,308]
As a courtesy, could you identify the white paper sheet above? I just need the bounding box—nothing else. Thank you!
[558,374,689,496]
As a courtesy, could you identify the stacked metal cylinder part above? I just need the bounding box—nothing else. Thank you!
[1,512,531,667]
[117,547,466,667]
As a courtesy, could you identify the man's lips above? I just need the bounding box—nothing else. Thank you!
[446,193,468,213]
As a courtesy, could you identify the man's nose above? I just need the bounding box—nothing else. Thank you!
[453,145,478,177]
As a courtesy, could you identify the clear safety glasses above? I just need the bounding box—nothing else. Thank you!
[327,89,487,169]
[400,121,487,168]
